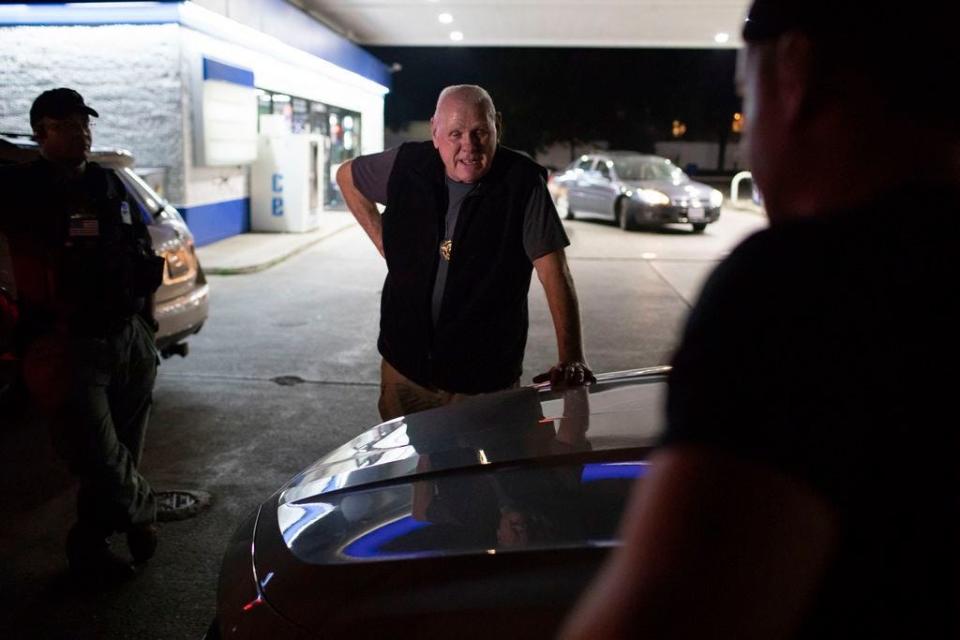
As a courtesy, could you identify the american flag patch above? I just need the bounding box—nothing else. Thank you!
[69,218,100,237]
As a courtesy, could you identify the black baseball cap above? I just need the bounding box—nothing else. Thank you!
[29,88,99,129]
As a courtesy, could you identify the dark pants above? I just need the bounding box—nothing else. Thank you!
[22,315,158,534]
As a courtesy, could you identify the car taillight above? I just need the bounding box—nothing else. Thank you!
[162,244,196,285]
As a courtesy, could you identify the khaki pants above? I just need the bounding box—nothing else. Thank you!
[378,359,479,421]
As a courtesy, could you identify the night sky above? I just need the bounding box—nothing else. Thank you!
[364,47,742,156]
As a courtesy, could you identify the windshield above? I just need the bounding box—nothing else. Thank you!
[118,168,185,224]
[118,168,164,217]
[613,158,687,183]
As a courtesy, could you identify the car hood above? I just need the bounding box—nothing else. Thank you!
[268,369,664,564]
[622,179,716,202]
[280,367,667,507]
[248,369,667,632]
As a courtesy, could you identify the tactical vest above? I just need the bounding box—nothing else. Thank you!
[2,160,163,341]
[378,142,546,394]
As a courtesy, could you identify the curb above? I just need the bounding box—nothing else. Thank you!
[726,201,766,216]
[204,223,354,276]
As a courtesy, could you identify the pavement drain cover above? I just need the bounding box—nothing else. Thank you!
[155,489,211,522]
[272,375,305,386]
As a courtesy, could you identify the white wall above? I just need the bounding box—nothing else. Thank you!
[0,24,186,200]
[535,140,610,171]
[654,140,744,172]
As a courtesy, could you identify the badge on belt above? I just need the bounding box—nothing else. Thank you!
[120,201,132,225]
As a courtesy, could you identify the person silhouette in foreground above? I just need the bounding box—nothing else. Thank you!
[561,1,959,637]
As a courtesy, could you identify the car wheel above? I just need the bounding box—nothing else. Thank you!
[617,198,635,231]
[692,222,707,233]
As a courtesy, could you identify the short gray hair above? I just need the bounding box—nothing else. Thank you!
[433,85,496,121]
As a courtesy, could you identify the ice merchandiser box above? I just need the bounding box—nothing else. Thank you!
[251,133,324,232]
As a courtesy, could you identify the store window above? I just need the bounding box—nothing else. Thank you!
[256,89,362,208]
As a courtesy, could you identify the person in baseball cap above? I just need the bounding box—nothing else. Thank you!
[2,87,165,584]
[561,1,959,638]
[29,87,99,130]
[28,88,98,167]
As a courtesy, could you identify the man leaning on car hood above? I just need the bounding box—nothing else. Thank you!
[338,84,595,420]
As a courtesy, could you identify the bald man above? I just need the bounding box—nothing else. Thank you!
[338,85,593,419]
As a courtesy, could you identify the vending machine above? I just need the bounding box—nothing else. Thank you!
[250,133,325,233]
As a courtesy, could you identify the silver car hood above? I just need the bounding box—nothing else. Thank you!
[279,367,669,507]
[265,368,667,572]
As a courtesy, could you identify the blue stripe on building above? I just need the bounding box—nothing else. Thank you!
[179,198,250,247]
[202,57,255,87]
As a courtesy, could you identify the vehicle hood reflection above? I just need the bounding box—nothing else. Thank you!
[275,369,666,565]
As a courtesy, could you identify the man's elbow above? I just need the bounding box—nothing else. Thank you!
[335,160,353,190]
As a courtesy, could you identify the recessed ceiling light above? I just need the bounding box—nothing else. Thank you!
[438,12,453,24]
[714,32,730,44]
[449,30,464,42]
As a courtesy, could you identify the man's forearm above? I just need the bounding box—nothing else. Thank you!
[535,250,586,363]
[336,160,384,257]
[552,284,586,364]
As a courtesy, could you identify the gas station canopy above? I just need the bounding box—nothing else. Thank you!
[295,0,752,48]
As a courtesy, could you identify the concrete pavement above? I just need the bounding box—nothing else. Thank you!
[195,204,762,276]
[196,210,357,275]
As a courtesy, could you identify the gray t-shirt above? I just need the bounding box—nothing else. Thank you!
[352,146,569,325]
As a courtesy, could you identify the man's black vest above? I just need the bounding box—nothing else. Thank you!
[378,141,546,394]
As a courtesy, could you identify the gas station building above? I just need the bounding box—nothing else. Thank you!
[0,1,390,245]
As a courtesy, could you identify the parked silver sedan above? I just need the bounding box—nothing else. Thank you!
[551,152,723,232]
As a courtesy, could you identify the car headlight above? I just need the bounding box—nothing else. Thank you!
[709,189,724,208]
[634,189,670,206]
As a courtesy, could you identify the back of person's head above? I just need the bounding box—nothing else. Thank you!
[742,1,960,138]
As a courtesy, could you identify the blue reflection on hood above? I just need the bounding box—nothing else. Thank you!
[581,462,648,483]
[342,516,431,559]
